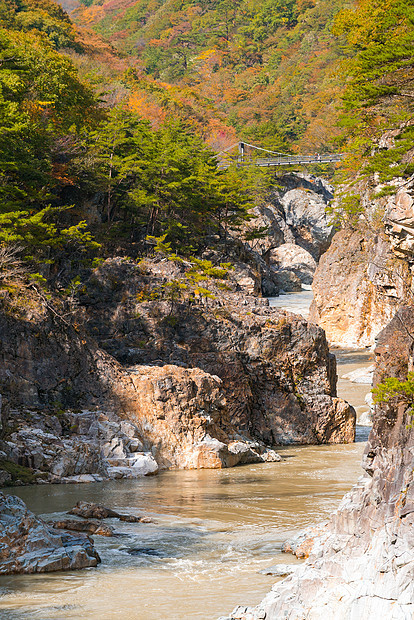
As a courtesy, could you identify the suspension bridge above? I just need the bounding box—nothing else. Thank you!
[217,141,344,168]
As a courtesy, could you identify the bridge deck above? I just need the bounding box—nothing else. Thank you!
[218,154,343,169]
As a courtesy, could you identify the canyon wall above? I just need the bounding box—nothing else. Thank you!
[223,306,414,619]
[310,174,414,347]
[0,259,355,483]
[248,173,334,291]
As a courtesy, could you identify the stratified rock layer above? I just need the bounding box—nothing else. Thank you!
[0,492,100,574]
[222,307,414,620]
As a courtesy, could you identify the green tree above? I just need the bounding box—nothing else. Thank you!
[373,372,414,417]
[334,0,414,181]
[83,107,256,251]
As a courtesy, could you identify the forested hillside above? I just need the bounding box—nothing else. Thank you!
[72,0,353,152]
[1,0,269,305]
[1,0,413,297]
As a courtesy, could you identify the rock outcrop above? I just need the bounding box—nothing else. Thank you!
[310,173,414,347]
[309,226,408,346]
[270,243,316,285]
[0,492,100,574]
[247,173,334,290]
[222,307,414,620]
[50,519,114,536]
[0,257,355,481]
[80,258,355,449]
[0,407,159,484]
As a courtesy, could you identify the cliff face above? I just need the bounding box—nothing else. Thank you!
[224,307,414,620]
[247,173,334,290]
[309,227,409,347]
[310,174,414,347]
[0,259,355,483]
[79,258,355,448]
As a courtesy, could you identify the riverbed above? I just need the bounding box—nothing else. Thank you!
[0,291,372,620]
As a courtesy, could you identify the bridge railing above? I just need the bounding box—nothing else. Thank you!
[218,153,344,169]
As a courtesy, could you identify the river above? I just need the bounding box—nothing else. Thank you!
[0,291,373,620]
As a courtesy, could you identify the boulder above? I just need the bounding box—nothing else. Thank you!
[50,519,114,536]
[107,453,159,478]
[69,500,121,519]
[270,243,317,285]
[69,500,142,523]
[273,269,302,293]
[279,187,334,259]
[0,408,160,485]
[0,492,100,574]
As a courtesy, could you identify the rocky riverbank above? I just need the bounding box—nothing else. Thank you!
[0,250,356,485]
[0,169,355,485]
[0,492,100,574]
[222,306,414,619]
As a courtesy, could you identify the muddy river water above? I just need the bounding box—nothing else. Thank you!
[0,291,373,620]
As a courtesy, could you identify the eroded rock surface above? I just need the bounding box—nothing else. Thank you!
[0,492,100,574]
[310,168,414,347]
[270,243,316,285]
[222,307,414,620]
[0,257,355,481]
[82,260,355,453]
[0,408,159,484]
[247,173,334,290]
[309,226,409,347]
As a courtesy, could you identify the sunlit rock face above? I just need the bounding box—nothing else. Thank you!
[222,308,414,620]
[309,226,406,347]
[252,174,334,259]
[307,124,414,348]
[310,172,414,348]
[0,257,355,481]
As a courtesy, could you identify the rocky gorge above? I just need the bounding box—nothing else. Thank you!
[0,172,353,489]
[220,133,414,617]
[223,307,414,620]
[2,0,414,614]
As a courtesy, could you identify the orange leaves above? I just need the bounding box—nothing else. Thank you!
[74,4,105,27]
[127,90,166,126]
[51,163,76,186]
[204,118,237,152]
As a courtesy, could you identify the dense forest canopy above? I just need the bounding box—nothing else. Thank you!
[73,0,353,152]
[0,0,413,291]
